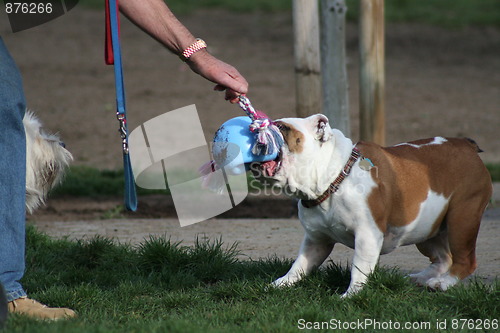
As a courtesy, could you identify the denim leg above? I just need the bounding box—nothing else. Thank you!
[0,37,27,302]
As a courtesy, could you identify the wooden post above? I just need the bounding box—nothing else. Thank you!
[320,0,350,136]
[359,0,385,145]
[293,0,322,117]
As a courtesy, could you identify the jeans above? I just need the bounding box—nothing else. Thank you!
[0,37,27,302]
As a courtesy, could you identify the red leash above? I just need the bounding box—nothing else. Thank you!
[105,0,120,65]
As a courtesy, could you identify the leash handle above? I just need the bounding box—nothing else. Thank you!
[105,0,116,65]
[106,0,137,211]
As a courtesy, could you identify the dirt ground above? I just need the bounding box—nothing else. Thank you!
[1,8,498,280]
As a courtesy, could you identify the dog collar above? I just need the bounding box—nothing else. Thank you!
[301,147,362,208]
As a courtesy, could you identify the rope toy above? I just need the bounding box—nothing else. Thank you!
[200,96,284,192]
[237,95,284,156]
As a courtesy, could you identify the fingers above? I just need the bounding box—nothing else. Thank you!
[187,51,248,103]
[213,72,248,93]
[226,73,249,95]
[210,63,248,102]
[225,89,241,104]
[213,85,246,104]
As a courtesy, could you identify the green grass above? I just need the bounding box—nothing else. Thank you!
[486,164,500,184]
[50,166,129,197]
[79,0,500,27]
[346,0,500,28]
[51,164,500,198]
[50,166,168,197]
[4,226,499,332]
[50,165,262,198]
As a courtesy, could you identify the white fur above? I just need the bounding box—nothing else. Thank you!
[382,191,449,252]
[425,273,459,291]
[394,136,448,149]
[270,116,352,200]
[264,115,457,297]
[24,111,73,213]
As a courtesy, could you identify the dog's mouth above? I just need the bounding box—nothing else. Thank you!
[252,151,283,178]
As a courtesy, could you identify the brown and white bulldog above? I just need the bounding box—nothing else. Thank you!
[252,114,492,297]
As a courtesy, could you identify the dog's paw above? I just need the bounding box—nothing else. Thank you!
[408,265,446,286]
[425,274,459,291]
[264,278,289,292]
[408,272,433,286]
[340,283,363,298]
[340,292,350,299]
[271,276,295,288]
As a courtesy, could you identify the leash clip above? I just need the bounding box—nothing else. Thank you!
[117,112,129,154]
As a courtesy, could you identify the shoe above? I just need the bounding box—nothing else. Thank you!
[8,297,76,320]
[0,284,7,327]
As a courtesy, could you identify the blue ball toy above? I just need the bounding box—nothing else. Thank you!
[212,116,278,175]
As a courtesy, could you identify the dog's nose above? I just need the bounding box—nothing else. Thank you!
[59,142,66,148]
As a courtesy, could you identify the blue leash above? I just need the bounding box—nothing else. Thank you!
[106,0,137,211]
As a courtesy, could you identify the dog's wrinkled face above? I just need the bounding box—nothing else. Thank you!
[24,112,73,213]
[251,114,334,198]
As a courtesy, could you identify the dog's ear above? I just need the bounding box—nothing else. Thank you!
[312,114,331,142]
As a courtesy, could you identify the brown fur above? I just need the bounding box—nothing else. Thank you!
[276,121,305,154]
[358,137,492,280]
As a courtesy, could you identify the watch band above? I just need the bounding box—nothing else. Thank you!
[180,38,207,61]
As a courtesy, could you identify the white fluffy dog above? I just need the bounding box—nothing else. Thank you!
[24,111,73,213]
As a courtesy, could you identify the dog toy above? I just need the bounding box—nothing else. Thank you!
[237,95,284,157]
[200,96,283,190]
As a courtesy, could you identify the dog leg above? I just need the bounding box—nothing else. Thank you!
[342,229,383,297]
[273,234,334,287]
[426,200,486,291]
[409,230,452,286]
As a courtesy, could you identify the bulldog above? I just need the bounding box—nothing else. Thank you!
[252,114,492,297]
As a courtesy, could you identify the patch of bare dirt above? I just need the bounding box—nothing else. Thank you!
[28,194,298,222]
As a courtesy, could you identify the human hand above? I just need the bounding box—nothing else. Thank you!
[187,50,248,103]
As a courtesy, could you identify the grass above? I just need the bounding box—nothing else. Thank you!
[4,225,499,332]
[486,163,500,184]
[50,166,168,197]
[79,0,500,27]
[50,165,260,198]
[345,0,500,28]
[51,164,500,199]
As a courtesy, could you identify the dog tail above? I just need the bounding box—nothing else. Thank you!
[465,138,484,153]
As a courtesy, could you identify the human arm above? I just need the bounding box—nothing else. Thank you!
[118,0,248,103]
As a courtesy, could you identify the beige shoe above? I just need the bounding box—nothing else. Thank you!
[8,297,76,320]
